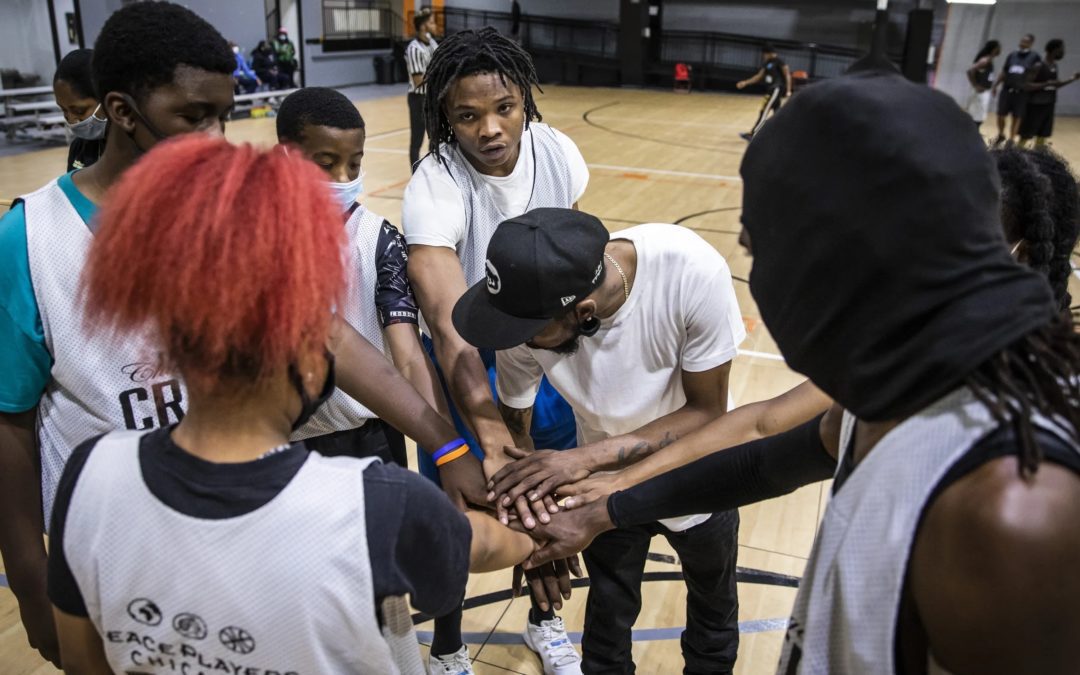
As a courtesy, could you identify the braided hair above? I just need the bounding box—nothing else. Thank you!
[1028,148,1080,313]
[974,149,1080,477]
[993,147,1055,282]
[993,147,1080,312]
[421,27,542,166]
[966,317,1080,478]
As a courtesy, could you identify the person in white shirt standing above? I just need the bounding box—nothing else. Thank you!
[406,10,438,172]
[403,27,589,675]
[456,208,746,675]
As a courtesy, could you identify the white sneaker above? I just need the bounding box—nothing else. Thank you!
[522,617,584,675]
[428,644,474,675]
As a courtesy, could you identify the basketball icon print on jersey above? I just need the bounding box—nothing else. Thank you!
[118,360,185,430]
[108,596,297,675]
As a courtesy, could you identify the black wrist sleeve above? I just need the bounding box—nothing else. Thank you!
[607,414,836,528]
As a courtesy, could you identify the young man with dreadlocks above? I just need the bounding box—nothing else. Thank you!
[402,26,588,675]
[516,67,1080,674]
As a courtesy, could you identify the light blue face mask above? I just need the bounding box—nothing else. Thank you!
[67,104,108,141]
[328,170,364,211]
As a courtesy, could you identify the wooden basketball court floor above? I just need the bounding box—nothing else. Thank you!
[1,86,1078,674]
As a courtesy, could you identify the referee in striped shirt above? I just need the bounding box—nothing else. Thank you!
[407,11,438,172]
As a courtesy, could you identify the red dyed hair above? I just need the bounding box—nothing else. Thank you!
[82,135,346,387]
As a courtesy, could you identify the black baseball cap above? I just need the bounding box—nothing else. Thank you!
[453,208,609,350]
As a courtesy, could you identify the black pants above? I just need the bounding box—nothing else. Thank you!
[303,418,407,466]
[581,511,740,675]
[408,91,426,172]
[749,88,784,137]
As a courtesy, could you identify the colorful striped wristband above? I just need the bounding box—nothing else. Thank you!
[435,445,470,467]
[431,438,467,463]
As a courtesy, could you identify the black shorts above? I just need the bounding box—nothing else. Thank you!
[1019,102,1055,139]
[997,88,1028,118]
[302,418,407,466]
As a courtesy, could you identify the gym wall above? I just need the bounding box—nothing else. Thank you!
[936,0,1080,115]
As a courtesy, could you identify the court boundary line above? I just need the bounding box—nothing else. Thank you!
[582,101,744,156]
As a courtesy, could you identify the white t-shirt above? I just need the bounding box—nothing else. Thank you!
[496,223,746,531]
[402,125,589,251]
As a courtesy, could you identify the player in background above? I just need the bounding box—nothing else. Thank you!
[738,43,791,141]
[52,49,107,171]
[1019,39,1079,148]
[964,40,1001,128]
[991,33,1041,146]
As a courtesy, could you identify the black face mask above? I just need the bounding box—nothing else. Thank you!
[288,351,336,431]
[120,94,168,154]
[741,68,1055,421]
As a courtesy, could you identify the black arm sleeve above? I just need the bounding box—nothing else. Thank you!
[47,435,103,617]
[608,414,836,529]
[364,462,471,618]
[373,221,419,328]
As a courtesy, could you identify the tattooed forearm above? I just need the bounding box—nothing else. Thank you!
[498,402,534,448]
[614,431,677,468]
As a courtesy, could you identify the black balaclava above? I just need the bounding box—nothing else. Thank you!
[740,68,1056,422]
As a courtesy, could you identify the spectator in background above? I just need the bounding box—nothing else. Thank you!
[991,33,1041,146]
[1020,39,1080,148]
[52,49,107,171]
[252,40,290,90]
[229,41,260,93]
[965,40,1000,128]
[275,27,299,87]
[406,10,438,172]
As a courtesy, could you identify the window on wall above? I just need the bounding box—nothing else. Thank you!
[320,0,394,51]
[265,0,280,40]
[322,0,385,38]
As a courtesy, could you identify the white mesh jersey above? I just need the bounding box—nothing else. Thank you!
[63,431,425,674]
[292,205,388,441]
[777,388,1077,674]
[22,179,187,530]
[443,122,576,287]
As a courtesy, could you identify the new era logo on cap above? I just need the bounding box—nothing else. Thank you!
[486,260,502,294]
[561,295,576,306]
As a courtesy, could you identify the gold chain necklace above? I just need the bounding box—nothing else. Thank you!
[604,253,629,301]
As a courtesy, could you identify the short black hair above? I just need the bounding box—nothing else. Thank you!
[762,43,777,54]
[54,48,96,99]
[1023,33,1035,42]
[413,10,433,33]
[277,87,365,142]
[1046,38,1064,54]
[91,1,234,102]
[423,26,541,165]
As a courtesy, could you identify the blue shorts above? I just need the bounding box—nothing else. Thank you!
[419,335,577,482]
